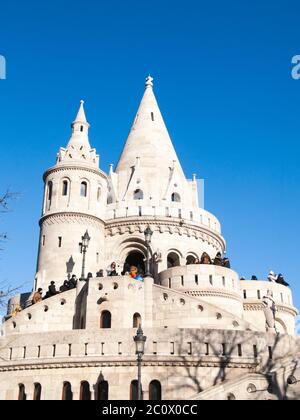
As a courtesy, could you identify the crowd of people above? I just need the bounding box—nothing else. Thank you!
[96,262,143,281]
[26,254,289,310]
[240,271,289,287]
[30,275,78,306]
[186,252,231,268]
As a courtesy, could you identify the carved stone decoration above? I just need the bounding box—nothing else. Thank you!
[262,291,277,333]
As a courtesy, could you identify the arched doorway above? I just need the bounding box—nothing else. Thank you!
[33,383,42,400]
[167,252,180,268]
[62,382,73,400]
[149,380,161,400]
[18,384,26,400]
[97,381,109,400]
[130,380,142,400]
[80,381,91,400]
[122,251,145,276]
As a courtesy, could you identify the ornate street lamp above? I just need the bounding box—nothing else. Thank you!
[79,230,91,281]
[144,225,153,277]
[134,326,147,401]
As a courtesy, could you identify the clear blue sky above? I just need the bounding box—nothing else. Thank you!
[0,1,300,315]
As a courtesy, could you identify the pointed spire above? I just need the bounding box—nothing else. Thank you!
[73,99,87,124]
[116,75,181,172]
[68,100,90,144]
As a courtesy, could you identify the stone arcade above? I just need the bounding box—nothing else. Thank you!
[0,77,299,400]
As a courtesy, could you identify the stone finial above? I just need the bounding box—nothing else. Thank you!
[145,75,154,88]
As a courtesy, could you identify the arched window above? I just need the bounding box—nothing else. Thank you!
[33,383,42,400]
[62,180,68,196]
[80,181,88,197]
[97,381,109,400]
[97,187,101,201]
[133,313,142,328]
[80,381,90,400]
[133,189,143,200]
[62,382,73,400]
[171,192,181,203]
[100,311,111,329]
[47,181,53,201]
[123,251,145,276]
[149,380,161,401]
[18,384,26,400]
[167,252,180,268]
[107,195,113,204]
[130,380,142,400]
[186,255,196,265]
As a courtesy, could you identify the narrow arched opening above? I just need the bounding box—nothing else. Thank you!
[167,252,180,268]
[80,181,88,197]
[62,381,73,400]
[149,380,161,401]
[130,380,142,400]
[18,384,26,400]
[33,383,42,400]
[47,181,53,201]
[100,311,111,329]
[62,180,68,196]
[133,313,142,328]
[80,381,90,400]
[171,192,181,203]
[97,380,109,400]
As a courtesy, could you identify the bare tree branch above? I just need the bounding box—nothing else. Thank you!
[0,190,21,307]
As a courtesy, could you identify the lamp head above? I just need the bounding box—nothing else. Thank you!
[144,225,153,243]
[82,230,91,247]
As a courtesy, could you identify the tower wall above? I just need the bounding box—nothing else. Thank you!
[35,165,107,290]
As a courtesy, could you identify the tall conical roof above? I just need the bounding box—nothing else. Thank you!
[116,76,183,173]
[114,76,193,206]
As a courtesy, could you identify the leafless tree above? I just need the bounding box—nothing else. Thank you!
[0,190,21,308]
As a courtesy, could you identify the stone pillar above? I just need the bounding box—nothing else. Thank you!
[143,276,153,328]
[72,384,80,400]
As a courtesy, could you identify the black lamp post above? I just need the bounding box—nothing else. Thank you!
[144,225,153,277]
[79,230,91,281]
[133,326,147,400]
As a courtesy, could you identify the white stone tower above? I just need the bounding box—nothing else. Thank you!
[35,101,107,290]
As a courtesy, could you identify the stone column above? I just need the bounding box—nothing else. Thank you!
[143,276,153,328]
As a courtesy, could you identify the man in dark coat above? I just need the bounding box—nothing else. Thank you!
[214,252,223,266]
[48,281,58,296]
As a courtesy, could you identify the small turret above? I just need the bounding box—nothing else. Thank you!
[56,100,99,168]
[35,101,107,290]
